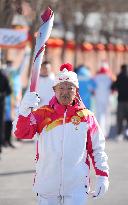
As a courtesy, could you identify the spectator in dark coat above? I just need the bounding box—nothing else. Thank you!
[0,68,12,155]
[111,64,128,140]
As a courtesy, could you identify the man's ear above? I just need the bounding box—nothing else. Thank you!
[76,88,79,94]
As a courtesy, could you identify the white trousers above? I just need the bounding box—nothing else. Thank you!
[37,194,88,205]
[95,100,110,137]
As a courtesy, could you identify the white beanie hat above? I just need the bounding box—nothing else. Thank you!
[53,63,79,88]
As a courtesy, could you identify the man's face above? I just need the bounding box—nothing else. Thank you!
[53,82,77,105]
[40,63,51,76]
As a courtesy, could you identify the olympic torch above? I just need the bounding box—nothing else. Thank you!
[30,7,54,92]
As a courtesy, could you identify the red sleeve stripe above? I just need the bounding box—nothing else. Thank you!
[87,129,108,177]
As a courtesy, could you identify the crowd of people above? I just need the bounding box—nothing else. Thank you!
[0,57,28,155]
[75,61,128,141]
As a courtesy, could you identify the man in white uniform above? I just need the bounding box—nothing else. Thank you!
[94,60,113,138]
[13,63,109,205]
[37,61,55,106]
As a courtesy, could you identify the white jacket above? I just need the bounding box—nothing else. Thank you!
[37,73,55,106]
[13,96,109,196]
[94,73,112,105]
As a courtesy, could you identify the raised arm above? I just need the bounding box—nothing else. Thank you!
[13,91,40,139]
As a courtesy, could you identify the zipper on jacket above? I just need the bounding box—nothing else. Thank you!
[59,109,67,200]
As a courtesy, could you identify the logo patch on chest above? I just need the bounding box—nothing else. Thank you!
[71,116,81,130]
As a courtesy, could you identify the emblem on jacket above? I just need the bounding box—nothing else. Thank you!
[71,116,81,130]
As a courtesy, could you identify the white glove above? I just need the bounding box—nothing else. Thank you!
[92,176,109,199]
[19,91,40,117]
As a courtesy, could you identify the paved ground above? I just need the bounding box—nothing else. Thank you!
[0,139,128,205]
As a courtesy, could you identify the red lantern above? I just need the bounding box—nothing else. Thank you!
[81,43,93,51]
[47,38,64,48]
[115,44,125,52]
[95,43,105,51]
